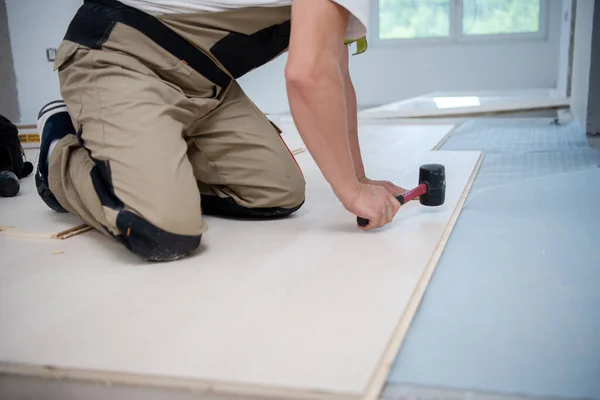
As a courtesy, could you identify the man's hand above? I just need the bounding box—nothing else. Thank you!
[358,177,408,198]
[342,182,401,231]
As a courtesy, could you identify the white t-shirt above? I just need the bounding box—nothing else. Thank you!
[119,0,369,40]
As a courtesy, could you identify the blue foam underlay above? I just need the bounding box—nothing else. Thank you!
[440,118,592,154]
[384,119,600,399]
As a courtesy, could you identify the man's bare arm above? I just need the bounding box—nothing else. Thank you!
[339,43,408,198]
[285,0,359,205]
[339,46,365,180]
[285,0,402,229]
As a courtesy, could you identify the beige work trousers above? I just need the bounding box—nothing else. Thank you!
[49,1,304,260]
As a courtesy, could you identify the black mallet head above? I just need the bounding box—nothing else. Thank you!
[418,164,446,206]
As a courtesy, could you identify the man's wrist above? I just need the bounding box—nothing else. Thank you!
[355,166,366,179]
[333,178,361,205]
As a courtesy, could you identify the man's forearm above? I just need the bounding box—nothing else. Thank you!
[285,0,361,205]
[286,67,359,203]
[344,72,365,180]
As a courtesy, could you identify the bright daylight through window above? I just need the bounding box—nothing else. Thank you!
[377,0,542,41]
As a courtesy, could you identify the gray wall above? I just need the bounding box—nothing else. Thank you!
[585,1,599,134]
[5,0,82,124]
[570,0,595,130]
[0,0,19,122]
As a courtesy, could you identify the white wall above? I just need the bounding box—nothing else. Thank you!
[569,0,595,130]
[7,0,563,121]
[5,0,82,124]
[240,0,564,114]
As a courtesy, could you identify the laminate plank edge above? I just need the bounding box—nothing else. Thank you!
[361,152,485,400]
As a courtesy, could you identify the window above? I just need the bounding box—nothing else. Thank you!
[378,0,451,40]
[462,0,541,36]
[376,0,545,43]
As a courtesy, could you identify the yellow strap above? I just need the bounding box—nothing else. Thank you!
[344,36,368,55]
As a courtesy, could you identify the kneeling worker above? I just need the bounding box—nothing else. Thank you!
[35,0,406,261]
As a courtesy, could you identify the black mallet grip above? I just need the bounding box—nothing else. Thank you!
[356,184,428,227]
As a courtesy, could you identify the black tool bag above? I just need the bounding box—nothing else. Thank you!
[0,115,33,179]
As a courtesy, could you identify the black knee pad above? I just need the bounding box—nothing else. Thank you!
[201,195,304,219]
[88,158,201,261]
[116,210,202,262]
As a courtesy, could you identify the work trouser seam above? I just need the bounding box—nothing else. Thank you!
[65,193,83,202]
[98,20,117,48]
[244,93,301,174]
[80,51,128,236]
[186,80,233,189]
[190,139,230,191]
[90,51,107,150]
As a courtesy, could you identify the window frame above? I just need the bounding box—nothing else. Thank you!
[369,0,550,48]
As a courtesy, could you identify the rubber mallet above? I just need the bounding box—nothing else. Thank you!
[357,164,446,227]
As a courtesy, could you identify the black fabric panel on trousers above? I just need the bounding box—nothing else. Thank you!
[63,3,117,49]
[76,127,85,147]
[64,0,231,87]
[210,21,291,79]
[89,160,124,211]
[95,159,119,202]
[116,209,202,261]
[201,195,303,219]
[35,173,67,213]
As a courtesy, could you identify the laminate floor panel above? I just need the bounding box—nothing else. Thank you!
[357,93,568,119]
[0,177,84,237]
[277,120,455,157]
[0,124,452,237]
[0,126,479,399]
[0,150,84,236]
